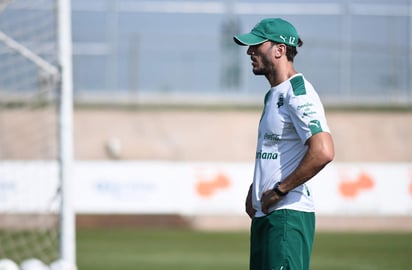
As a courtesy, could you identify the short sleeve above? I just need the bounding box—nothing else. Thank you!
[287,76,330,144]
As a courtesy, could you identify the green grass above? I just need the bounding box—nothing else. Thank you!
[77,229,412,270]
[312,233,412,270]
[77,229,249,270]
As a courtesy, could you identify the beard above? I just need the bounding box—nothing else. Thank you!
[252,66,265,75]
[251,56,274,76]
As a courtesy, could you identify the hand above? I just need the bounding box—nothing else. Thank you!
[245,184,256,219]
[261,189,283,214]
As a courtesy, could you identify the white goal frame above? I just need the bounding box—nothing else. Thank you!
[0,0,74,264]
[0,0,76,265]
[57,0,75,265]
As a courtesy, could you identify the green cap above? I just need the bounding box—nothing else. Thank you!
[233,18,300,47]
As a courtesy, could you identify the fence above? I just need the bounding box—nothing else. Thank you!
[2,0,412,106]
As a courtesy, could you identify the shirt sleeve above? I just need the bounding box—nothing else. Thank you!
[287,77,330,144]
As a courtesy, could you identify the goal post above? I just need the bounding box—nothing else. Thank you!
[0,0,75,266]
[57,0,75,265]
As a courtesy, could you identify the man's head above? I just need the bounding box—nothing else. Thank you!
[234,18,302,62]
[234,18,300,47]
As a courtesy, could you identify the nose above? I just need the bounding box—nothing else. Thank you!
[247,46,254,55]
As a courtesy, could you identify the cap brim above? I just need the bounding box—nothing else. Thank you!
[233,33,268,46]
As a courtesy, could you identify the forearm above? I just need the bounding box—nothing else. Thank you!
[278,132,334,193]
[278,152,327,193]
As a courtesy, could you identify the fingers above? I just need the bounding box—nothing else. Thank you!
[246,205,255,218]
[246,199,256,218]
[247,208,256,219]
[245,184,255,218]
[261,199,271,214]
[261,199,268,214]
[261,190,280,214]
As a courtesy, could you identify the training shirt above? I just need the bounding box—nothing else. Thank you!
[252,73,330,217]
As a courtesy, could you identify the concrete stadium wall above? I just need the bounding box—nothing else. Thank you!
[3,107,412,231]
[73,108,412,162]
[72,107,412,232]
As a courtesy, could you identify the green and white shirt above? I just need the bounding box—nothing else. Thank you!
[252,73,330,217]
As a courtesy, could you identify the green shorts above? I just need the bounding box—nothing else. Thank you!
[249,209,315,270]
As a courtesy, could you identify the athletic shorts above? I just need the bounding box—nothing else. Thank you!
[249,209,315,270]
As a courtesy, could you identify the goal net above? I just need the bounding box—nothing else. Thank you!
[0,0,62,264]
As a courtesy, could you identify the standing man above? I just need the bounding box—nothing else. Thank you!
[233,18,334,270]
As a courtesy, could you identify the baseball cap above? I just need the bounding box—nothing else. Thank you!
[233,18,300,47]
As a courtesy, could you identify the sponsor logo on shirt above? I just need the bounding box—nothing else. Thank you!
[256,151,279,160]
[297,102,317,118]
[264,133,281,142]
[297,102,314,110]
[263,133,281,146]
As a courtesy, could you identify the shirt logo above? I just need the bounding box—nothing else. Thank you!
[263,133,281,146]
[309,119,323,135]
[256,151,278,160]
[264,133,281,142]
[277,94,284,108]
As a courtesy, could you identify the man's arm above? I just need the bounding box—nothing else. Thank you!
[245,183,256,219]
[261,132,334,214]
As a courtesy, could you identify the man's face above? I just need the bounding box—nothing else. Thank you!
[246,41,275,76]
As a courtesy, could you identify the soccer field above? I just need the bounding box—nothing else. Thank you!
[77,228,412,270]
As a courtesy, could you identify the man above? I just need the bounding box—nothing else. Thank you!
[233,18,334,270]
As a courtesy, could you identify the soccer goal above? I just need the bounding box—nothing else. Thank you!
[0,0,75,267]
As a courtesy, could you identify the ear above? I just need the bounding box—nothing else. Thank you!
[273,44,286,58]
